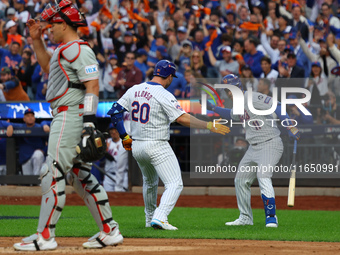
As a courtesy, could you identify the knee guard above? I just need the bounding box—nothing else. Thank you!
[70,163,118,234]
[37,157,66,239]
[261,194,276,217]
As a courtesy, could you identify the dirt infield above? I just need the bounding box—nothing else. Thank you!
[2,238,340,255]
[1,192,340,254]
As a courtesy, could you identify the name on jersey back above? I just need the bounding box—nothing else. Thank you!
[135,90,152,100]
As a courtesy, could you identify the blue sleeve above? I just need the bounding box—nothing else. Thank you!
[274,104,294,126]
[214,106,231,120]
[116,120,127,137]
[4,80,19,90]
[6,122,26,128]
[32,65,42,83]
[297,108,313,124]
[40,121,52,126]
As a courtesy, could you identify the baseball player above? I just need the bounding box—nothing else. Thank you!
[103,124,129,192]
[107,60,229,230]
[206,74,300,227]
[14,0,123,251]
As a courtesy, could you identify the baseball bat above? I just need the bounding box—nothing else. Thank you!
[287,140,297,207]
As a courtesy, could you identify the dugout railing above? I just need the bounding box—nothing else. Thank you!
[1,124,340,188]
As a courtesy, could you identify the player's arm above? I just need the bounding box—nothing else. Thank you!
[27,19,51,73]
[107,102,132,151]
[176,113,230,135]
[275,104,300,140]
[206,101,232,119]
[83,79,99,127]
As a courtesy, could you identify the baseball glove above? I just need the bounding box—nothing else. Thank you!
[76,127,108,162]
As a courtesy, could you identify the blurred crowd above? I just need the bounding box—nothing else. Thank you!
[0,0,339,120]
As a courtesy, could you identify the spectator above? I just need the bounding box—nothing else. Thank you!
[286,95,314,124]
[0,66,29,101]
[243,38,264,78]
[273,15,291,38]
[288,32,310,77]
[319,3,340,37]
[190,50,207,78]
[31,64,48,101]
[202,23,221,78]
[168,26,188,63]
[17,49,37,99]
[260,56,278,90]
[0,41,22,74]
[166,71,186,98]
[319,91,340,125]
[260,30,280,64]
[191,29,205,52]
[103,125,128,192]
[111,30,137,65]
[175,40,192,74]
[147,34,167,67]
[100,54,119,100]
[207,45,239,78]
[290,5,309,41]
[0,120,13,176]
[257,78,273,97]
[7,109,50,175]
[299,36,337,85]
[305,61,328,107]
[115,52,143,97]
[14,0,30,26]
[240,65,258,91]
[4,20,24,47]
[278,51,305,80]
[134,48,154,81]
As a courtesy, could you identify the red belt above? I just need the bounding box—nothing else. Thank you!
[52,104,84,117]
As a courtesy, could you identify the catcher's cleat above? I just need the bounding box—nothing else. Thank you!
[265,215,278,228]
[151,219,178,230]
[13,233,57,251]
[225,217,253,226]
[83,227,123,249]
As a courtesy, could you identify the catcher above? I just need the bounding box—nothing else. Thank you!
[13,0,124,251]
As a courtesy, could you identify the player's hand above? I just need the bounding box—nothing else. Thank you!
[122,134,132,151]
[27,19,42,40]
[207,121,230,135]
[287,126,300,140]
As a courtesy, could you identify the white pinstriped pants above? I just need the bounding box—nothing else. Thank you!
[234,137,283,222]
[132,140,183,223]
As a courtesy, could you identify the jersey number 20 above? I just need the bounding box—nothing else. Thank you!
[131,101,150,124]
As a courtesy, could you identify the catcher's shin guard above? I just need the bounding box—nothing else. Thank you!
[37,158,66,239]
[67,163,118,233]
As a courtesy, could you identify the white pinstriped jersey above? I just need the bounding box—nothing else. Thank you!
[117,81,186,141]
[231,91,280,145]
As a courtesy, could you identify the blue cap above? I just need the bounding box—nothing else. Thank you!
[124,31,133,36]
[289,32,297,40]
[284,45,293,52]
[153,60,177,78]
[16,0,26,4]
[137,48,148,56]
[24,108,34,115]
[108,123,116,130]
[156,46,168,57]
[108,54,117,60]
[206,24,216,30]
[254,1,265,9]
[226,10,236,17]
[177,26,187,33]
[312,61,321,68]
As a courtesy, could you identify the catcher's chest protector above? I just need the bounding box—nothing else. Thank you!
[46,40,88,102]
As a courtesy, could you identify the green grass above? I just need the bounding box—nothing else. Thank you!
[0,205,339,242]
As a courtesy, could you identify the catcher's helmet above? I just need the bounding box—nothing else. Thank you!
[41,0,87,27]
[222,74,243,90]
[153,60,178,78]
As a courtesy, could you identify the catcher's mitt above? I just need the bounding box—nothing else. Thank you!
[76,127,108,162]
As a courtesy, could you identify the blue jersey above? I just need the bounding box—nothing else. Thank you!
[0,48,22,75]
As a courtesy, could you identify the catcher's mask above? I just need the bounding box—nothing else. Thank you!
[40,0,87,27]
